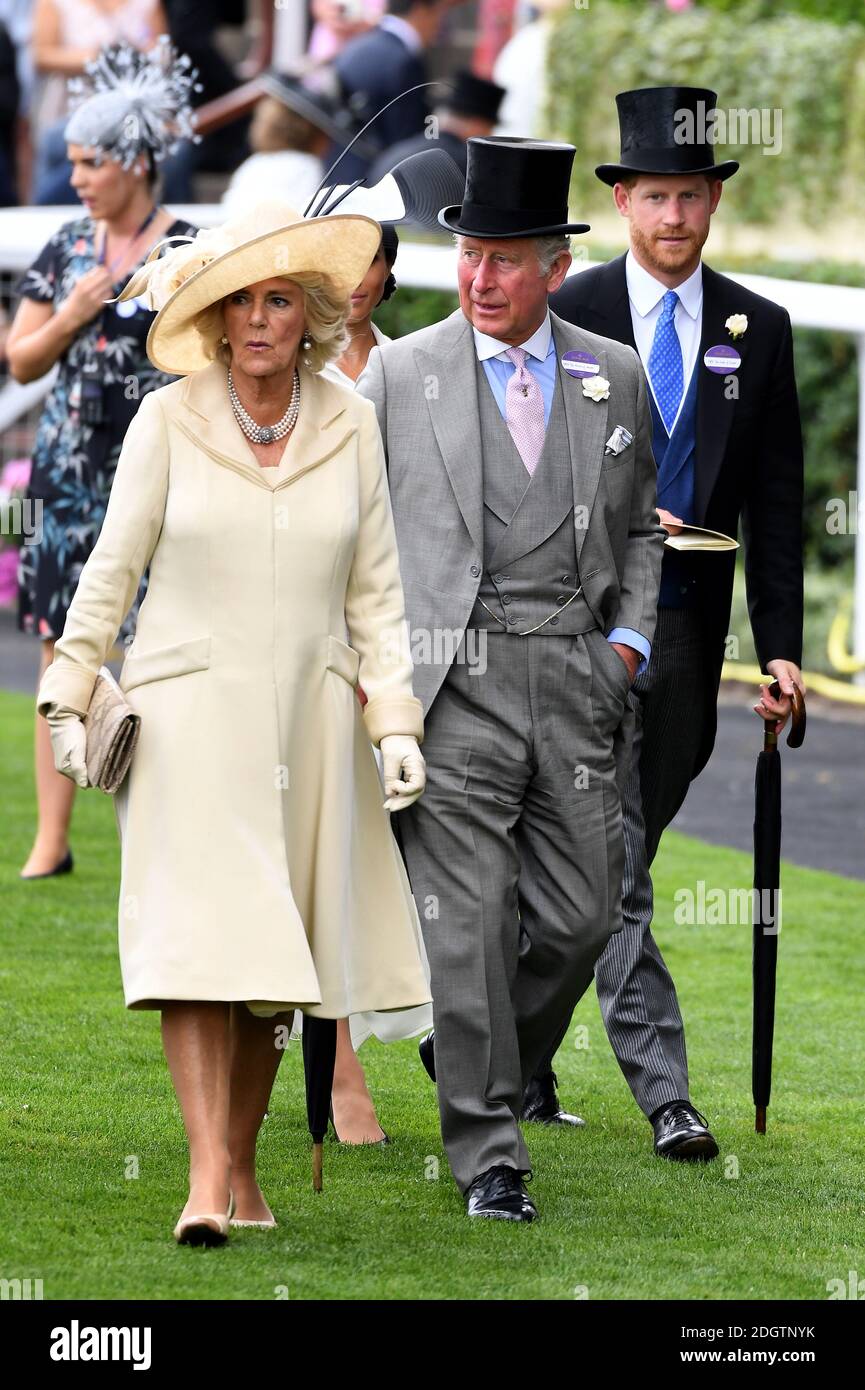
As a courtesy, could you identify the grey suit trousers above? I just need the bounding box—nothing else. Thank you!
[539,606,710,1118]
[398,626,631,1193]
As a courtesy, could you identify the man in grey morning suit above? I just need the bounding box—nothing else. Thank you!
[359,138,665,1221]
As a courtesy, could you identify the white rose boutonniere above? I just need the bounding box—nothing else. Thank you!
[582,375,610,402]
[726,313,748,340]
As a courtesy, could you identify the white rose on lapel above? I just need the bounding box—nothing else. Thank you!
[725,313,748,340]
[582,375,610,402]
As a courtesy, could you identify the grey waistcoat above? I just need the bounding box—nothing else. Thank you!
[468,359,596,635]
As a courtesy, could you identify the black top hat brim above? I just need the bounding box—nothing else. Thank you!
[437,206,590,237]
[595,158,739,187]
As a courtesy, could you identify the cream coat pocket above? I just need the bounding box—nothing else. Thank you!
[120,635,211,692]
[326,634,361,687]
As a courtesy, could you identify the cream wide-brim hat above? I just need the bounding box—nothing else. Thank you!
[116,201,383,376]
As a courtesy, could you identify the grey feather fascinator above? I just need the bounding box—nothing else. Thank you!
[64,36,202,170]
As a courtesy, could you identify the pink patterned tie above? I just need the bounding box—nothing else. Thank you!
[504,347,545,476]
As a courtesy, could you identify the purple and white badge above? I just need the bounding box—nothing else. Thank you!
[561,349,601,379]
[703,344,741,374]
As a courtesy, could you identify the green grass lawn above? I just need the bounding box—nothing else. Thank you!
[1,686,863,1301]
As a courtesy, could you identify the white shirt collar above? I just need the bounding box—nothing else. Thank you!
[379,14,423,56]
[625,250,703,321]
[472,310,552,364]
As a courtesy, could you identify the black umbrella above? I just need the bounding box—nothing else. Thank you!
[301,1015,337,1191]
[753,679,806,1134]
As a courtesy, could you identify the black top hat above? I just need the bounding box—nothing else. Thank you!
[596,86,739,187]
[442,70,505,124]
[438,137,590,238]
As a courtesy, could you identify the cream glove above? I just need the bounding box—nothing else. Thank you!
[46,708,89,788]
[380,735,426,813]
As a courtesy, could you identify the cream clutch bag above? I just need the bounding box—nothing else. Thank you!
[83,666,141,794]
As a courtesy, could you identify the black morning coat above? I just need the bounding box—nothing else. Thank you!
[552,253,804,777]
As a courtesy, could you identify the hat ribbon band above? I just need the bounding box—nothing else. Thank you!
[456,201,569,229]
[618,144,724,169]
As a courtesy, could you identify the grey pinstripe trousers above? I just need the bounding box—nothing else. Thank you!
[397,627,631,1192]
[537,605,710,1118]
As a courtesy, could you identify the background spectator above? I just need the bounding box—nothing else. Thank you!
[159,0,273,199]
[492,0,566,138]
[308,0,385,62]
[221,71,363,216]
[31,0,167,203]
[0,18,21,204]
[330,0,451,182]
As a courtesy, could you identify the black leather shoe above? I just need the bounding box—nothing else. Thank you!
[418,1030,436,1083]
[652,1102,719,1161]
[465,1165,537,1222]
[521,1070,585,1127]
[20,850,74,881]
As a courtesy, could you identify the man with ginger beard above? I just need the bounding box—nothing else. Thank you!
[525,87,805,1159]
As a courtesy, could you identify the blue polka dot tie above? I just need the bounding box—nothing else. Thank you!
[648,289,683,435]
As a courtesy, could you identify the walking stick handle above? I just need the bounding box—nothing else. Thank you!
[767,680,806,749]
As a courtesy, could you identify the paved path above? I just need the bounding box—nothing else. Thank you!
[671,687,865,882]
[3,609,862,881]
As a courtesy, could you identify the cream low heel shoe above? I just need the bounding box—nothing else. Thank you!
[229,1194,277,1230]
[173,1192,234,1246]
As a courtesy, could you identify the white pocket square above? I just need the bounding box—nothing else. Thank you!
[604,425,633,457]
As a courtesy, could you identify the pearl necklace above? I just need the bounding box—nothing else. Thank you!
[228,368,300,444]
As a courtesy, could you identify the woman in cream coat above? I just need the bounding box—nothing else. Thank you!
[37,202,430,1245]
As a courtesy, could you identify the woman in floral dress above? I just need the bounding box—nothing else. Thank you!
[7,39,198,878]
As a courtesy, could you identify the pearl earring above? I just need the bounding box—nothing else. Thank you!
[301,330,313,353]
